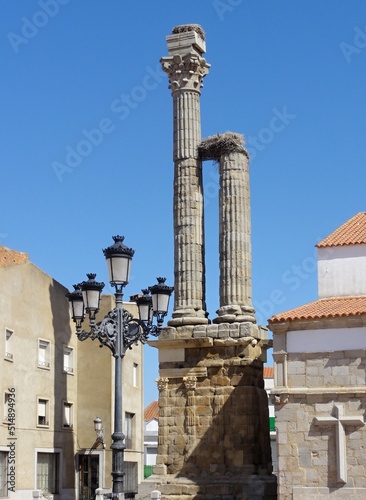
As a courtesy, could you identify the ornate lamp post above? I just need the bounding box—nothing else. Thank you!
[67,236,173,498]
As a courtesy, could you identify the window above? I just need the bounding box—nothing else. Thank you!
[0,451,8,497]
[36,452,59,495]
[37,399,49,427]
[38,340,50,369]
[3,393,10,422]
[4,329,13,361]
[63,346,74,374]
[133,363,138,388]
[63,402,73,428]
[125,412,134,449]
[145,446,158,467]
[123,462,138,494]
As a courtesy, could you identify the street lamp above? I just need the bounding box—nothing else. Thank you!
[66,235,173,499]
[94,417,106,449]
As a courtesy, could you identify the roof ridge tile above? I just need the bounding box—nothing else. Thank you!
[316,212,366,248]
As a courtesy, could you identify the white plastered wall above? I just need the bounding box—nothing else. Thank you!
[287,326,366,353]
[318,244,366,298]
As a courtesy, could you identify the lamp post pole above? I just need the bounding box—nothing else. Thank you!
[67,236,173,499]
[111,290,126,496]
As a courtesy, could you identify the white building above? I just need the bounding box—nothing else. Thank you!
[269,212,366,498]
[264,366,277,475]
[143,401,159,478]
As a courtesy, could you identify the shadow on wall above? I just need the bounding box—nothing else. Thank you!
[49,281,75,493]
[159,359,276,497]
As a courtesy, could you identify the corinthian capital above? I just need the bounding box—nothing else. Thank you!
[161,53,210,94]
[183,376,197,391]
[156,377,169,392]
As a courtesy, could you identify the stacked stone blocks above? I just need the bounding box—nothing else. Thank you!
[272,346,366,499]
[151,322,275,499]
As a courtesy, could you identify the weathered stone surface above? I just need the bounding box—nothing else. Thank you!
[271,347,366,498]
[213,148,255,324]
[152,23,277,500]
[162,25,210,327]
[154,335,275,495]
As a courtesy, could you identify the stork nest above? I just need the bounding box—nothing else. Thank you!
[198,132,247,162]
[172,24,205,41]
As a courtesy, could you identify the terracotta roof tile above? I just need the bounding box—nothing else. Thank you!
[263,366,274,378]
[316,212,366,248]
[269,296,366,323]
[144,401,159,421]
[0,246,29,268]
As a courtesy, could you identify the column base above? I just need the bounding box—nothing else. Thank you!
[213,304,256,324]
[150,473,277,499]
[168,308,210,326]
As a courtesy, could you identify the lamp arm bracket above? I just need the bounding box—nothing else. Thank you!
[120,316,161,357]
[93,308,120,354]
[76,308,163,357]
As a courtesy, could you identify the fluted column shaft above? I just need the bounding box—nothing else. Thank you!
[215,150,255,323]
[173,91,205,320]
[161,27,210,326]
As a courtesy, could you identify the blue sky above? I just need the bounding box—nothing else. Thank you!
[1,1,366,404]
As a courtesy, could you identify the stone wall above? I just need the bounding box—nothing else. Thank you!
[286,350,366,389]
[150,324,277,499]
[273,350,366,499]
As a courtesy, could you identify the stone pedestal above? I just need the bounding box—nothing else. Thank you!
[149,323,277,500]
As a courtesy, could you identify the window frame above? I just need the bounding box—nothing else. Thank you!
[4,328,14,362]
[3,392,11,423]
[62,401,73,429]
[63,345,74,374]
[133,363,138,388]
[0,449,9,498]
[125,412,135,449]
[35,448,62,496]
[37,398,50,428]
[37,339,51,370]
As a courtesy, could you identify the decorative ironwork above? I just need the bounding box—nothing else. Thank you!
[103,235,134,259]
[93,309,120,352]
[76,307,162,357]
[66,236,173,497]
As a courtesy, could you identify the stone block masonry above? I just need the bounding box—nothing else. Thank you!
[150,321,276,499]
[271,348,366,499]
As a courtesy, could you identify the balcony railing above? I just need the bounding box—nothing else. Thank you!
[38,360,50,368]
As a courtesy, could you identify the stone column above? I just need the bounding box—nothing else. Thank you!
[154,378,169,475]
[198,133,255,323]
[161,25,210,326]
[183,376,197,456]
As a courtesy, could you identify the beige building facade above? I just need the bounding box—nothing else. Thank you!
[0,246,144,499]
[269,213,366,499]
[77,294,144,499]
